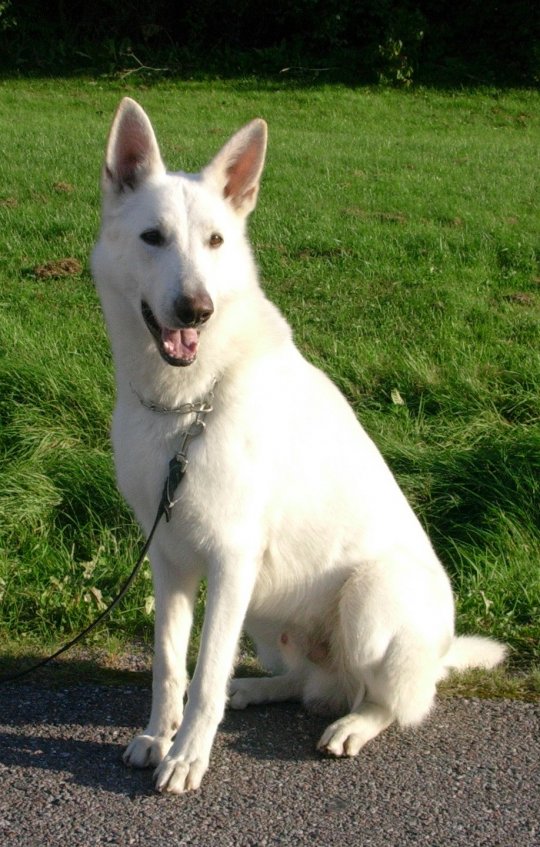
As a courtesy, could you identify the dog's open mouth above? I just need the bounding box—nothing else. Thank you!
[141,302,200,367]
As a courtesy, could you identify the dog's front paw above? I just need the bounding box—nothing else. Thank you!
[154,751,209,793]
[123,733,173,769]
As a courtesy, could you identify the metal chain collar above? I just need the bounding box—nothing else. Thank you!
[130,380,216,416]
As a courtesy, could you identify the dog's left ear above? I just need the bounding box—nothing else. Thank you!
[203,119,267,216]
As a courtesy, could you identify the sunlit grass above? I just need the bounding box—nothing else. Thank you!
[0,79,538,672]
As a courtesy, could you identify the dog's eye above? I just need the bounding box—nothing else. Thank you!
[140,229,165,247]
[209,233,224,249]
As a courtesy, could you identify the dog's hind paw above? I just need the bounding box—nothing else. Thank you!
[317,719,366,757]
[123,734,173,768]
[317,705,393,757]
[228,678,254,709]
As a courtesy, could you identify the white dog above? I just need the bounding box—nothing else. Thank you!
[92,98,506,793]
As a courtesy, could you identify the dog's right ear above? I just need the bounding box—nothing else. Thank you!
[103,98,165,192]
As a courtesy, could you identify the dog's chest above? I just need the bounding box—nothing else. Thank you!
[111,397,257,545]
[112,404,203,517]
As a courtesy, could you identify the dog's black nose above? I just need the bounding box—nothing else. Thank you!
[174,293,214,327]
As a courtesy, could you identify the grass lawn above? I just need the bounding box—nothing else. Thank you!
[0,77,538,681]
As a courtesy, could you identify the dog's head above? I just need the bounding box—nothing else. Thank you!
[93,98,267,367]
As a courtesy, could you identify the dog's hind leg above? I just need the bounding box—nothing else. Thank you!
[317,557,449,757]
[229,670,305,709]
[124,556,199,769]
[316,636,438,757]
[228,622,307,708]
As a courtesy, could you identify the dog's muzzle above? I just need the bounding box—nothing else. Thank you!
[141,295,213,367]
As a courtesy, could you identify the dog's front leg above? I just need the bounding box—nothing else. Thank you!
[124,557,199,769]
[154,551,256,793]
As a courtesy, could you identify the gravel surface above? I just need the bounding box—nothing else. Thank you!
[0,682,538,846]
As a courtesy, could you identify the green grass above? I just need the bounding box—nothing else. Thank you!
[0,78,538,676]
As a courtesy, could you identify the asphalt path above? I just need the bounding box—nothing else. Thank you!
[0,680,538,846]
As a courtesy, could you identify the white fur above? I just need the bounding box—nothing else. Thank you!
[92,98,506,793]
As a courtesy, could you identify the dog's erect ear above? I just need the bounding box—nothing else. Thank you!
[203,119,267,216]
[103,98,164,192]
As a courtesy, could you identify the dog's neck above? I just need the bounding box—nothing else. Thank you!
[118,352,220,417]
[130,377,218,416]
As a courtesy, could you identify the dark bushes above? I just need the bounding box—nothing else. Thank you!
[0,0,538,84]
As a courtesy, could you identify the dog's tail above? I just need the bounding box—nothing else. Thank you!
[440,635,507,677]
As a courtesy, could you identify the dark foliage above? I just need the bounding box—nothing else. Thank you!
[0,1,538,84]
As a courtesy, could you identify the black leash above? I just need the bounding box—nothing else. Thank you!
[0,452,187,684]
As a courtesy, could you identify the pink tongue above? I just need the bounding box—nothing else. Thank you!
[161,327,199,361]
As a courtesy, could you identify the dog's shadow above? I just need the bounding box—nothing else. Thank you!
[220,701,330,763]
[0,670,330,797]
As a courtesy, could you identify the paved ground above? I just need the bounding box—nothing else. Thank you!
[0,681,538,846]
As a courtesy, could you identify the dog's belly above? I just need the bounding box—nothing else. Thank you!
[244,560,344,675]
[246,535,351,638]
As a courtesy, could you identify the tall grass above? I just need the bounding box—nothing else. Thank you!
[0,79,538,666]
